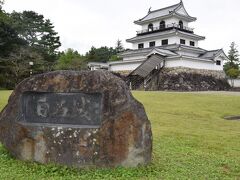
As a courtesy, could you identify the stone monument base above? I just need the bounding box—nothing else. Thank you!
[0,70,152,168]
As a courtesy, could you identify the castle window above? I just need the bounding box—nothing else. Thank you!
[216,60,221,65]
[160,21,166,29]
[162,39,168,45]
[179,20,183,29]
[190,41,195,46]
[180,39,186,45]
[138,43,144,49]
[149,41,155,47]
[148,23,153,32]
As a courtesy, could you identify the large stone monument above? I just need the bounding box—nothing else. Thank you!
[0,70,152,167]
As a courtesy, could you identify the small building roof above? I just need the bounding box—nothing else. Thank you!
[134,1,196,25]
[199,49,228,60]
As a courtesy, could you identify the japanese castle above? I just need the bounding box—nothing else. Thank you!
[88,1,228,77]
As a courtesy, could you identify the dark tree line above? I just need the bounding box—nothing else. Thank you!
[0,2,124,89]
[0,2,61,89]
[0,0,124,89]
[55,40,124,71]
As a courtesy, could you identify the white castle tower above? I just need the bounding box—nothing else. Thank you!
[88,1,228,78]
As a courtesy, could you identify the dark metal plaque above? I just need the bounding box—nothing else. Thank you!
[20,92,102,126]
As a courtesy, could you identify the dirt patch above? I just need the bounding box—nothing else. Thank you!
[224,116,240,121]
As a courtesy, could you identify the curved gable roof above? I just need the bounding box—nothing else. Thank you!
[199,49,228,60]
[134,1,196,25]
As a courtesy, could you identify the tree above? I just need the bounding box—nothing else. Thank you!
[109,55,122,61]
[85,46,116,63]
[56,48,87,70]
[227,68,240,87]
[108,39,124,61]
[0,1,4,9]
[224,42,240,79]
[115,39,124,53]
[0,46,44,88]
[228,42,239,66]
[10,11,61,69]
[0,9,25,57]
[0,7,61,89]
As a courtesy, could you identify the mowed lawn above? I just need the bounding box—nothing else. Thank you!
[0,90,240,179]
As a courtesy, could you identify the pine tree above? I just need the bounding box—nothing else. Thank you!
[0,1,3,10]
[228,42,239,66]
[224,42,240,79]
[115,39,124,53]
[10,11,61,65]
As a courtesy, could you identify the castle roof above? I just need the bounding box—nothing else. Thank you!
[199,49,228,60]
[126,29,205,43]
[134,1,196,25]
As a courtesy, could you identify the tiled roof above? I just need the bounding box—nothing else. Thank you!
[135,1,196,24]
[138,3,180,22]
[199,49,222,60]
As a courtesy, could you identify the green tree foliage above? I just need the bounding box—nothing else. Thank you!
[228,42,239,65]
[115,39,124,53]
[227,68,240,87]
[10,11,61,68]
[0,46,44,88]
[0,6,61,89]
[0,1,4,10]
[0,9,25,57]
[224,42,240,78]
[109,39,124,61]
[86,46,117,63]
[227,68,240,79]
[56,48,87,70]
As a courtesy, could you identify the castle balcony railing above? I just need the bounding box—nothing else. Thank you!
[137,23,194,36]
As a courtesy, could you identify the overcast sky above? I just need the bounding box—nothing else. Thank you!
[3,0,240,54]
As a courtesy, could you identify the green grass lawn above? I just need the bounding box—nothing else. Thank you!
[0,90,240,179]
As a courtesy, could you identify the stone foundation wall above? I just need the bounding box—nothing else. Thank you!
[163,67,227,79]
[147,67,230,91]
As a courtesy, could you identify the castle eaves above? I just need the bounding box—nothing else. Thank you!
[134,1,196,25]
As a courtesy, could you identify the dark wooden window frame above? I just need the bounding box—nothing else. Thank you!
[148,23,153,32]
[160,21,166,29]
[138,43,144,49]
[216,60,221,65]
[179,20,183,29]
[190,41,195,46]
[149,41,156,47]
[180,39,186,45]
[162,39,168,45]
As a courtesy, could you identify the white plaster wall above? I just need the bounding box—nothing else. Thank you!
[214,57,224,71]
[165,17,188,26]
[180,39,198,47]
[165,59,183,67]
[176,51,200,57]
[228,79,240,87]
[132,36,198,49]
[110,57,223,72]
[123,56,146,61]
[132,36,180,49]
[166,58,223,71]
[141,17,189,30]
[142,20,160,30]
